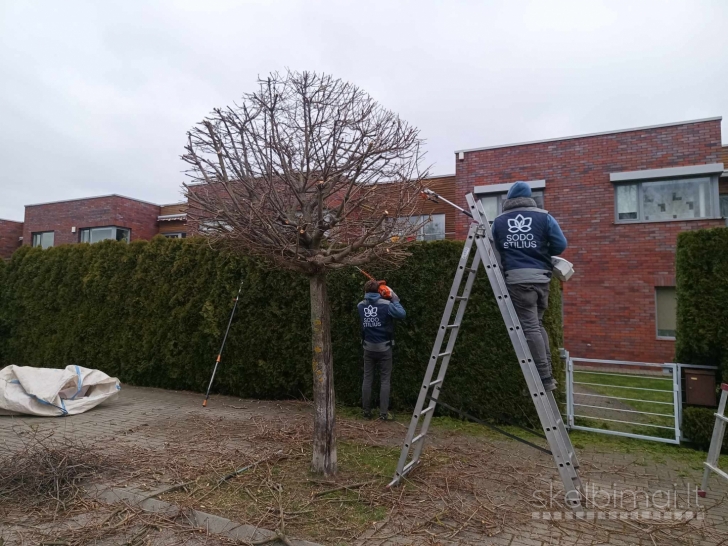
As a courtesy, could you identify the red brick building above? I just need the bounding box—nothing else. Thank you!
[453,117,726,363]
[0,219,23,258]
[0,195,188,259]
[2,117,726,366]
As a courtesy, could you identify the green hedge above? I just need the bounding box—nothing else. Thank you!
[0,238,563,424]
[683,406,728,453]
[676,227,728,380]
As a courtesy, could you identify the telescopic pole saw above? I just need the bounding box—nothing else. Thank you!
[202,277,245,407]
[420,188,473,218]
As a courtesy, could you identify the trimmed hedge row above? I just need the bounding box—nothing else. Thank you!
[0,238,563,424]
[676,227,728,452]
[683,406,728,451]
[676,227,728,378]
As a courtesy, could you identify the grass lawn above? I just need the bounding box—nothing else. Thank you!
[570,369,678,439]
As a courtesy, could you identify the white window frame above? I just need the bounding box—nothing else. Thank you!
[31,231,54,249]
[79,226,131,244]
[611,164,723,225]
[163,232,187,239]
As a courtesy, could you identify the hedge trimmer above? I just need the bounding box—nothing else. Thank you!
[354,266,392,300]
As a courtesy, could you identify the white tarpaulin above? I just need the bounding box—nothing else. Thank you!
[0,365,120,417]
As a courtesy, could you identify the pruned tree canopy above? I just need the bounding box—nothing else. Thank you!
[182,71,428,275]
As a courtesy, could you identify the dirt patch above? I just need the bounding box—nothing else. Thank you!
[1,390,726,545]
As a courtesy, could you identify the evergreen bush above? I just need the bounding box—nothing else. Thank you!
[675,227,728,379]
[0,238,563,424]
[682,406,728,453]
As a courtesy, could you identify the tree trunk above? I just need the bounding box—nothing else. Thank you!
[309,273,337,475]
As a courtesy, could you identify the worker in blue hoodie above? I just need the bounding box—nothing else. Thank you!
[357,279,406,420]
[491,182,567,391]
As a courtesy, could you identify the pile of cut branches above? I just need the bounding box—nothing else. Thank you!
[0,431,105,511]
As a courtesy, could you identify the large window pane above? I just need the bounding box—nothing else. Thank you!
[656,287,677,338]
[421,214,446,241]
[90,228,114,243]
[720,195,728,226]
[479,196,499,222]
[398,214,446,241]
[616,184,638,220]
[32,232,54,249]
[642,177,712,221]
[80,226,131,244]
[115,228,130,242]
[532,191,545,209]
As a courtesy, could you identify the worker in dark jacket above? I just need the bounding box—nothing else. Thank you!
[357,279,406,420]
[491,182,567,391]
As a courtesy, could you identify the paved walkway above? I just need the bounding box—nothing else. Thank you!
[1,385,726,545]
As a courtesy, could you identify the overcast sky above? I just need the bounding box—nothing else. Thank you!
[1,0,726,221]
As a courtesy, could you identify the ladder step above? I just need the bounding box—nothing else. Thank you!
[438,351,452,358]
[446,324,460,329]
[429,379,443,388]
[419,405,435,416]
[455,296,468,301]
[411,433,426,444]
[402,460,417,475]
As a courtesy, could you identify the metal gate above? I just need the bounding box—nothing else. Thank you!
[564,356,680,444]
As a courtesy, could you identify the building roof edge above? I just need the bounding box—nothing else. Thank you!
[454,116,723,155]
[25,194,161,208]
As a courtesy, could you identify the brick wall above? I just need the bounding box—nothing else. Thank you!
[455,119,724,363]
[23,195,160,246]
[0,219,23,259]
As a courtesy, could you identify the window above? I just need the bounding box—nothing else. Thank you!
[31,231,54,249]
[80,226,130,244]
[163,232,187,239]
[199,220,233,233]
[655,287,677,339]
[478,191,544,222]
[615,177,716,223]
[720,194,728,226]
[400,214,446,241]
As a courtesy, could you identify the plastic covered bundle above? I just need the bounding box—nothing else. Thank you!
[0,365,120,416]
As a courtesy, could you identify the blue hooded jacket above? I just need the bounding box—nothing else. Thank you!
[357,292,406,352]
[491,182,567,284]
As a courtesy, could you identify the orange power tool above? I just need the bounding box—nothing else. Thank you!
[355,267,392,300]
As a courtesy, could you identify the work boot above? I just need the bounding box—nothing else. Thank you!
[541,377,558,392]
[379,412,394,422]
[362,409,372,420]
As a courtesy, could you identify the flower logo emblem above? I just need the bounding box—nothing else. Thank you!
[363,305,378,318]
[507,214,532,233]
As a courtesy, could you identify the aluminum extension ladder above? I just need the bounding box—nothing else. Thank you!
[388,192,584,510]
[698,383,728,498]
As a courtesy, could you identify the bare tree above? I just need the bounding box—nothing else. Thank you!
[182,71,428,475]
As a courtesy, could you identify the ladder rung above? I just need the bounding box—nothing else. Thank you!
[438,351,451,358]
[402,460,417,475]
[412,433,426,444]
[446,324,460,329]
[464,267,477,273]
[454,296,468,301]
[429,379,443,388]
[419,405,435,416]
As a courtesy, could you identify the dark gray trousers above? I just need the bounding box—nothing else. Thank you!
[362,348,392,416]
[507,283,553,380]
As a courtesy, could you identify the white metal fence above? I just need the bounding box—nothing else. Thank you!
[564,356,681,444]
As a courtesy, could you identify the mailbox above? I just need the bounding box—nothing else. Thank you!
[685,369,717,407]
